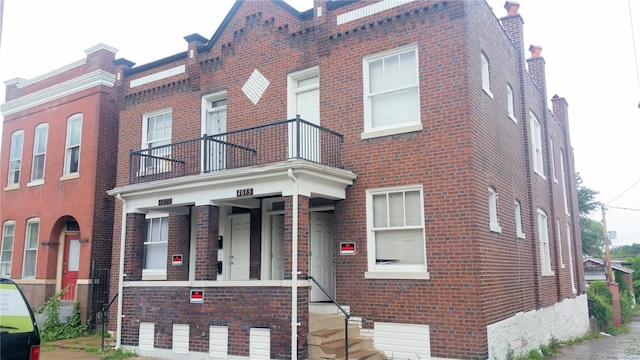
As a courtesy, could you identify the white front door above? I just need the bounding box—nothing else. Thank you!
[310,212,335,301]
[206,99,227,172]
[230,214,250,280]
[271,214,285,280]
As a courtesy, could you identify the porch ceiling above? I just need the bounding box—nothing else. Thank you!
[107,160,356,213]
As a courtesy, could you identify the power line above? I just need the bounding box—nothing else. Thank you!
[607,205,640,212]
[607,178,640,204]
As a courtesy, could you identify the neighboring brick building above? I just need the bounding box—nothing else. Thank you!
[103,0,587,359]
[0,44,118,324]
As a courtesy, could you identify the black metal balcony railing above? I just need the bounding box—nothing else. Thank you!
[128,117,344,185]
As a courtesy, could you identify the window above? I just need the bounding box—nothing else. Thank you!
[23,219,39,278]
[363,45,420,138]
[530,111,544,177]
[365,185,427,279]
[514,201,525,239]
[287,68,320,161]
[567,223,577,294]
[1,222,15,277]
[489,187,502,233]
[481,52,492,97]
[507,84,516,122]
[537,209,553,276]
[64,114,82,175]
[144,215,168,279]
[203,94,227,172]
[556,219,565,269]
[142,110,172,174]
[549,138,557,183]
[560,150,570,215]
[7,130,24,186]
[30,124,49,183]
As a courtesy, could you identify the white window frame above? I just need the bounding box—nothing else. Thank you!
[556,219,565,269]
[7,130,24,187]
[362,44,422,139]
[567,223,577,294]
[507,84,516,122]
[481,52,492,98]
[143,214,169,280]
[63,114,82,176]
[560,150,570,215]
[364,185,429,280]
[530,111,544,178]
[489,187,502,233]
[22,218,39,279]
[514,201,525,239]
[1,221,16,277]
[30,123,49,184]
[141,109,172,175]
[550,138,557,183]
[537,209,553,276]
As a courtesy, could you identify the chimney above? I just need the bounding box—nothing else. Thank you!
[527,45,546,91]
[500,1,524,64]
[505,1,520,16]
[551,94,569,131]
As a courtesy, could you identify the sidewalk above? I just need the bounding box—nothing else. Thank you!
[553,312,640,359]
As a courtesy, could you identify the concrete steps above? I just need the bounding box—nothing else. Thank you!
[308,313,385,360]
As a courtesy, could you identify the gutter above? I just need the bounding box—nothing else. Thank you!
[287,168,299,360]
[115,194,127,349]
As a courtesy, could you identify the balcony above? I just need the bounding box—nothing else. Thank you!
[128,117,344,185]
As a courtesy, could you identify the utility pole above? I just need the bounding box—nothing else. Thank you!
[601,204,614,283]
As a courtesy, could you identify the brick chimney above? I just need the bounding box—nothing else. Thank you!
[527,45,546,92]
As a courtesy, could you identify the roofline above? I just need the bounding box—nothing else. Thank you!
[123,51,188,76]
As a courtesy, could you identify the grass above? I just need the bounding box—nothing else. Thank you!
[42,333,137,359]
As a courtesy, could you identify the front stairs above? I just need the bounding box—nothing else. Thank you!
[308,310,385,360]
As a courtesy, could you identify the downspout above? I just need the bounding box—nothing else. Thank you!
[287,168,298,360]
[115,194,127,349]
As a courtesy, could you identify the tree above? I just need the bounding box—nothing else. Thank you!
[577,173,604,257]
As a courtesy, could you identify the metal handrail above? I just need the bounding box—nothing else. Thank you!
[101,293,119,352]
[306,275,350,360]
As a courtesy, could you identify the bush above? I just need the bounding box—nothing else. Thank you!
[589,293,613,330]
[633,279,640,302]
[587,281,612,303]
[620,291,634,324]
[36,289,87,342]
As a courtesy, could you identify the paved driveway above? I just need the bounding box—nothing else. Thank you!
[554,312,640,359]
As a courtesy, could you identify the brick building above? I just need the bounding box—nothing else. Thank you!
[0,44,118,323]
[102,0,588,359]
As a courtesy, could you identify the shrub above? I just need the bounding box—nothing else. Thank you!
[633,279,640,302]
[587,281,612,303]
[620,291,634,324]
[36,288,87,342]
[589,293,613,330]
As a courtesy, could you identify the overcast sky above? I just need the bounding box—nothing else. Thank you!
[1,0,639,248]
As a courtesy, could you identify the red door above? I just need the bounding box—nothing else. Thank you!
[61,235,81,300]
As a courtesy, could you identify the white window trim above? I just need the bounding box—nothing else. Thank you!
[550,138,557,183]
[22,218,40,279]
[140,108,173,176]
[567,223,577,294]
[142,213,169,281]
[1,221,16,277]
[364,185,429,279]
[560,150,570,216]
[481,52,493,98]
[537,209,553,276]
[507,84,517,123]
[515,201,525,239]
[29,123,49,185]
[556,219,565,269]
[530,111,545,179]
[63,114,82,176]
[7,130,24,187]
[287,67,319,119]
[362,44,423,139]
[489,187,502,233]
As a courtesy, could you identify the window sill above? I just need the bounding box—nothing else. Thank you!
[483,88,493,99]
[361,123,423,140]
[364,271,430,280]
[509,115,517,123]
[542,270,555,277]
[27,180,44,187]
[490,223,502,233]
[3,184,19,191]
[142,271,167,281]
[534,170,546,180]
[59,173,80,181]
[517,232,526,239]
